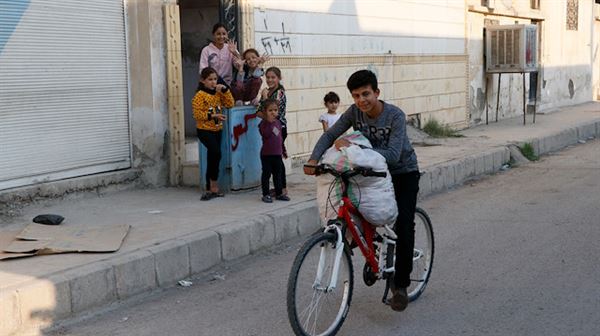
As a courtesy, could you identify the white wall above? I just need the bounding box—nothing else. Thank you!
[467,0,595,125]
[252,0,465,56]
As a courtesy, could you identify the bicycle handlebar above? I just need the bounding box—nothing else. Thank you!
[304,164,387,178]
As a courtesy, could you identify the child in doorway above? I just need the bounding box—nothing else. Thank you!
[258,99,290,203]
[192,67,234,201]
[319,91,341,132]
[258,66,288,195]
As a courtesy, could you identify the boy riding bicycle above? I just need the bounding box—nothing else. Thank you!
[303,70,420,312]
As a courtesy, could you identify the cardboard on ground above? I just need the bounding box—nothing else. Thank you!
[1,223,130,258]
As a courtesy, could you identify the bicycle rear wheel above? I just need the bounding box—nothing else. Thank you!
[408,207,434,301]
[287,231,354,336]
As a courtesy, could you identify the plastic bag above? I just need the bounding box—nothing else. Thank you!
[316,132,398,226]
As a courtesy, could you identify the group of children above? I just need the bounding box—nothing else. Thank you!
[192,24,342,203]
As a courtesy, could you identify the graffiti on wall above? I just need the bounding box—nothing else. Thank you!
[260,20,292,55]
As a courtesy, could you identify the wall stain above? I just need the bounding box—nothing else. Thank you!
[568,79,575,99]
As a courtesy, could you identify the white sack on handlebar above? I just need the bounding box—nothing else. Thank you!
[316,132,398,227]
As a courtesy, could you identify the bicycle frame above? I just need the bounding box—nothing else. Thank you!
[338,196,379,273]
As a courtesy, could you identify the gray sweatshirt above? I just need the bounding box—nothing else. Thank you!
[309,101,419,175]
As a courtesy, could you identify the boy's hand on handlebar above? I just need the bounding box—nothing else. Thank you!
[334,138,351,150]
[303,160,318,175]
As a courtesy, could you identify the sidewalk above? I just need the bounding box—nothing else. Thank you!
[1,102,599,335]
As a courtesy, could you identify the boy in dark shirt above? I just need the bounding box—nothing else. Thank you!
[304,70,420,312]
[259,99,291,203]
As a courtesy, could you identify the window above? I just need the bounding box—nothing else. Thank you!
[530,0,540,9]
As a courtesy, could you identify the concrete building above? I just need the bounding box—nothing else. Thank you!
[1,0,598,198]
[467,0,600,124]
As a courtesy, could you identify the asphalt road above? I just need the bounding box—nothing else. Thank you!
[48,140,600,336]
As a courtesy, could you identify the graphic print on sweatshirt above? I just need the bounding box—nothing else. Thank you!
[355,121,392,148]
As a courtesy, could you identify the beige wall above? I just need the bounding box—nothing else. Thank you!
[467,0,595,125]
[127,0,177,186]
[269,55,468,161]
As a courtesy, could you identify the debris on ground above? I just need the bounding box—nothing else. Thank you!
[212,273,226,281]
[178,280,193,287]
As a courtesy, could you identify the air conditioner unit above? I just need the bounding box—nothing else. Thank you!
[485,24,538,73]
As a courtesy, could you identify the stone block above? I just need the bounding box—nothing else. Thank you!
[148,239,190,287]
[215,221,251,261]
[268,206,300,244]
[492,149,506,170]
[453,158,468,184]
[67,262,117,314]
[248,215,276,253]
[112,250,157,299]
[474,154,486,175]
[0,290,20,336]
[17,276,72,331]
[577,123,597,140]
[442,164,456,189]
[418,170,432,198]
[429,166,445,193]
[183,230,221,274]
[295,203,321,237]
[484,151,494,173]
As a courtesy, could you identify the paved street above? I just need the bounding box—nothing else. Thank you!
[48,141,600,336]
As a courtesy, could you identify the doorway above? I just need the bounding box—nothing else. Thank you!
[178,0,240,136]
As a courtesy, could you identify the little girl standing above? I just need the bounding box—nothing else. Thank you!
[258,66,288,195]
[319,91,341,132]
[192,67,234,201]
[259,99,290,203]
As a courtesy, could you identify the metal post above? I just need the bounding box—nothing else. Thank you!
[495,73,501,122]
[522,72,527,125]
[485,75,489,125]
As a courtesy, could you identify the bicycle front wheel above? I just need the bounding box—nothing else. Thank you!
[408,207,434,302]
[287,231,354,336]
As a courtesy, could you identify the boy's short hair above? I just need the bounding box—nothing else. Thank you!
[323,91,340,104]
[346,70,378,92]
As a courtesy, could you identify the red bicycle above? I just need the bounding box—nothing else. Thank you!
[287,164,434,336]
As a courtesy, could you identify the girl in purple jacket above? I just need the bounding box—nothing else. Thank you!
[258,99,291,203]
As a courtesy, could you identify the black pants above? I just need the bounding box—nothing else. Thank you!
[392,171,420,288]
[197,129,222,190]
[280,127,287,189]
[261,155,284,196]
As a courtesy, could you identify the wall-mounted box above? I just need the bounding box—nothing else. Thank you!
[486,24,538,73]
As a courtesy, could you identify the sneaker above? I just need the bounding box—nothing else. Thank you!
[275,195,290,201]
[262,195,273,203]
[200,192,215,201]
[389,284,408,312]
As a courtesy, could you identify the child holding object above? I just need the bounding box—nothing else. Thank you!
[319,91,341,132]
[192,67,234,201]
[259,99,290,203]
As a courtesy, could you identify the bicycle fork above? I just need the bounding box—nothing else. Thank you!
[313,224,345,292]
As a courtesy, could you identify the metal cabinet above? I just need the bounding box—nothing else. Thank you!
[199,106,262,192]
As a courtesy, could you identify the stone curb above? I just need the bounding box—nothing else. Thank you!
[3,120,599,336]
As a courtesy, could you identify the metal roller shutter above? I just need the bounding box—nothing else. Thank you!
[0,0,131,190]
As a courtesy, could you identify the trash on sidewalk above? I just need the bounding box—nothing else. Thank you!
[500,164,511,171]
[578,140,586,144]
[212,273,226,281]
[147,210,163,214]
[32,214,65,225]
[0,223,130,260]
[0,231,35,260]
[178,280,193,287]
